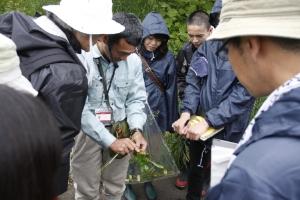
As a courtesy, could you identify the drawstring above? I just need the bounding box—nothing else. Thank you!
[197,145,209,168]
[150,52,155,61]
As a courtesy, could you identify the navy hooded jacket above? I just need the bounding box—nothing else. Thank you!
[183,40,254,142]
[207,87,300,200]
[0,12,87,156]
[141,12,178,132]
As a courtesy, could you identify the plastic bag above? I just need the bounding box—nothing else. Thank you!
[210,139,237,187]
[126,103,179,184]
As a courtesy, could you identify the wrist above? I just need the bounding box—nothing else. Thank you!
[181,112,191,120]
[130,128,143,136]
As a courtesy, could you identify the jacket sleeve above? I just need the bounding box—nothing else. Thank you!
[205,82,254,128]
[181,67,201,114]
[165,54,179,131]
[207,166,283,200]
[81,99,116,148]
[30,63,88,149]
[125,56,147,130]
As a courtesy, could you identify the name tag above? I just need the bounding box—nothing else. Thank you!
[95,106,113,126]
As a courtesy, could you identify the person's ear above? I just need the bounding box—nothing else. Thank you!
[209,25,214,34]
[244,36,261,62]
[102,35,109,44]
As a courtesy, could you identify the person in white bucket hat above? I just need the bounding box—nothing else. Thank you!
[0,33,37,96]
[205,0,300,199]
[0,0,124,196]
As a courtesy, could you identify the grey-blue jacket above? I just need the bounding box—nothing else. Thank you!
[183,40,254,142]
[207,86,300,200]
[79,45,147,148]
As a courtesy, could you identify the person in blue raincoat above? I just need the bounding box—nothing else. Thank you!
[123,12,178,200]
[205,0,300,199]
[173,39,254,200]
[140,11,178,133]
[172,1,255,198]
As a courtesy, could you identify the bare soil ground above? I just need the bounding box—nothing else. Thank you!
[58,177,186,200]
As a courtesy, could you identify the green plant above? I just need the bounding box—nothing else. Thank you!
[163,132,189,170]
[150,0,214,53]
[126,152,172,183]
[250,97,267,119]
[113,0,214,54]
[0,0,59,15]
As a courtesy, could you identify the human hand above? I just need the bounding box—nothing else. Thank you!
[172,112,191,135]
[185,118,209,140]
[131,131,147,153]
[109,138,136,155]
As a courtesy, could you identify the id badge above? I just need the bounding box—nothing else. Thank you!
[95,105,113,126]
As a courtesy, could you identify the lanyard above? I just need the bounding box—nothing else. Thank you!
[94,58,117,106]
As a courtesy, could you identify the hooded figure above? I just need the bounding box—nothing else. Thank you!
[139,11,178,133]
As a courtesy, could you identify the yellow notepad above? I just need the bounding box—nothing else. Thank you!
[188,116,224,141]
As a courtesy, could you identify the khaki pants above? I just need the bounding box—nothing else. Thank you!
[71,131,130,200]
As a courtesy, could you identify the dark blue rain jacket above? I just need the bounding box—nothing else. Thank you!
[141,12,178,132]
[183,40,254,142]
[207,87,300,200]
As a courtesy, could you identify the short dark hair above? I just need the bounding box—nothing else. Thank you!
[270,37,300,52]
[209,12,220,28]
[0,85,62,200]
[229,36,300,52]
[187,10,210,29]
[108,12,143,47]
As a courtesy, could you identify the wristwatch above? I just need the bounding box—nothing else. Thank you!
[130,128,143,136]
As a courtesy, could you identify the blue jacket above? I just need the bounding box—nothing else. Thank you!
[183,40,254,142]
[207,87,300,200]
[141,12,178,132]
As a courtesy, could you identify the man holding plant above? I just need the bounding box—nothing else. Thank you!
[71,12,147,200]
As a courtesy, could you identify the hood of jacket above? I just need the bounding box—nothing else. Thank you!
[142,12,169,40]
[0,12,82,78]
[235,87,300,155]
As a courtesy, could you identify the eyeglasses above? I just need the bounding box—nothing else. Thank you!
[216,39,231,59]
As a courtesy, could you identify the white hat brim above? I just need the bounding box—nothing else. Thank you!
[209,16,300,40]
[43,5,125,35]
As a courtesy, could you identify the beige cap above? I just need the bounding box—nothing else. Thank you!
[0,34,38,96]
[209,0,300,40]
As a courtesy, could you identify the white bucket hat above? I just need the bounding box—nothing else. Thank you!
[0,34,38,96]
[209,0,300,40]
[43,0,125,35]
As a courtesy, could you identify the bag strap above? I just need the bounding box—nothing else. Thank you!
[138,53,165,93]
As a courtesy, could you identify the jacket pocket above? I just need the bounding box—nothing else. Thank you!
[113,80,129,107]
[88,75,103,105]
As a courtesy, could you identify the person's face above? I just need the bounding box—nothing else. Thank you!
[143,36,162,52]
[187,24,211,48]
[227,37,270,97]
[74,32,102,51]
[110,38,136,62]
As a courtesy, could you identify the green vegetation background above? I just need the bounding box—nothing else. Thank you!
[1,0,265,169]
